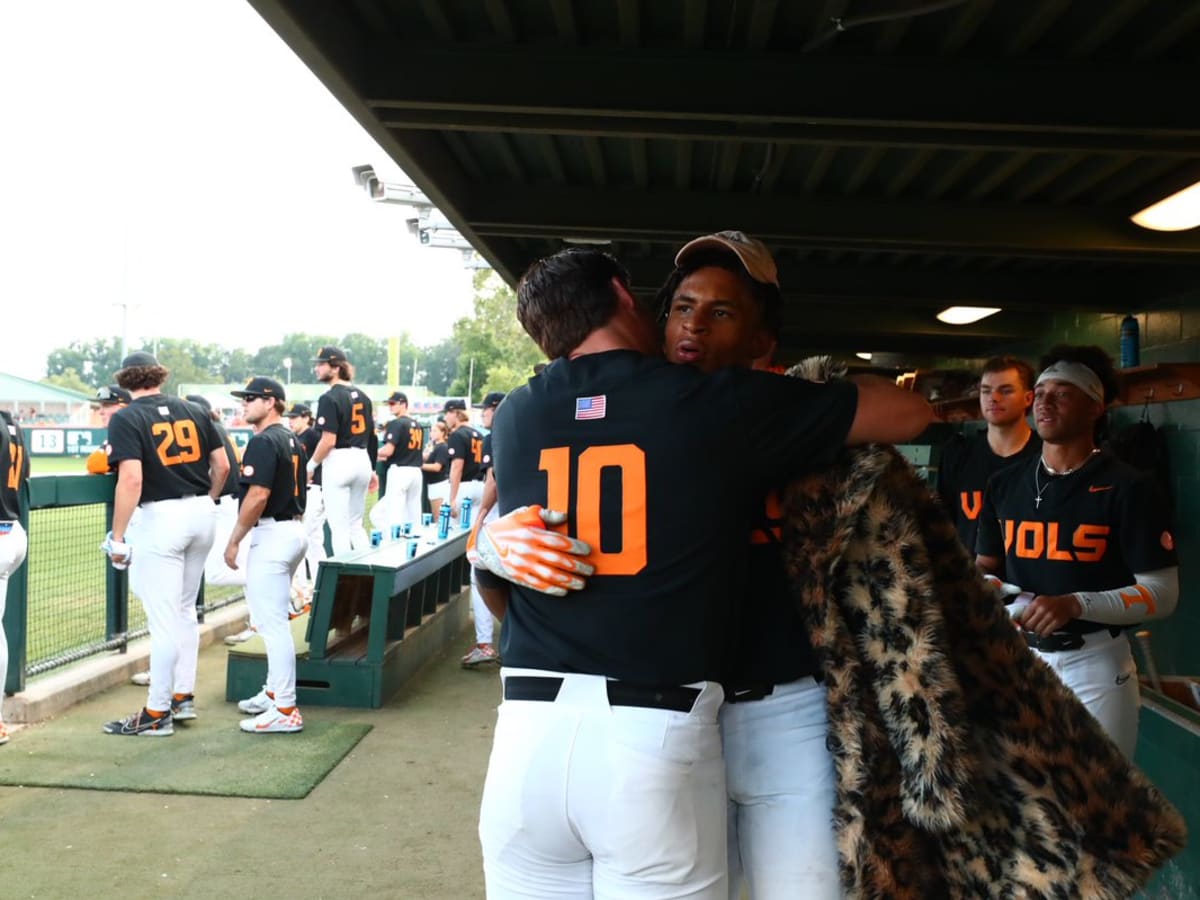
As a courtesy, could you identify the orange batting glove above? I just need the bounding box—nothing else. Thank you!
[469,505,593,597]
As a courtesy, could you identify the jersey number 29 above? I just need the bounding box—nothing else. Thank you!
[151,421,202,467]
[539,444,646,575]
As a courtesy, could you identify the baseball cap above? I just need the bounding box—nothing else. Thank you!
[442,398,467,413]
[477,391,506,410]
[93,385,131,406]
[387,391,408,404]
[119,350,159,369]
[185,394,213,413]
[285,403,312,418]
[313,345,348,364]
[231,375,286,401]
[674,230,779,287]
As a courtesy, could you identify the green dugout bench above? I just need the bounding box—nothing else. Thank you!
[225,530,472,708]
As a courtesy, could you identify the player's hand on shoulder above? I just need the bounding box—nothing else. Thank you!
[471,506,593,597]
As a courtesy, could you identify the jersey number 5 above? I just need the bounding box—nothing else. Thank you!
[351,402,367,435]
[538,444,647,575]
[151,421,202,467]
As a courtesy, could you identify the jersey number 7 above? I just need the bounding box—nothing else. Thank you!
[5,443,22,489]
[539,444,646,576]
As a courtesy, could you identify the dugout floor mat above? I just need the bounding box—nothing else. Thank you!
[0,716,373,799]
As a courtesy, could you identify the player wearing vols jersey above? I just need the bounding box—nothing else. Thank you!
[225,377,308,733]
[85,385,131,474]
[286,403,325,609]
[185,394,248,589]
[476,248,930,899]
[461,391,506,668]
[937,356,1041,554]
[442,399,485,521]
[101,351,228,737]
[977,345,1179,757]
[0,410,29,745]
[308,346,376,554]
[375,391,424,530]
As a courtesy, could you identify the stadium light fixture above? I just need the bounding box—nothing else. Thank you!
[936,306,1001,325]
[1131,179,1200,231]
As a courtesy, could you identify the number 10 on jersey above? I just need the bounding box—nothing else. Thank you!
[538,444,647,575]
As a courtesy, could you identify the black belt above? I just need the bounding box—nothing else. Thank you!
[726,684,776,704]
[1022,628,1120,653]
[257,514,302,525]
[504,676,700,713]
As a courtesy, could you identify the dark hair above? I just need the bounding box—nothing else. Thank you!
[333,361,354,381]
[981,355,1035,392]
[115,364,169,391]
[1037,344,1119,404]
[653,248,783,340]
[271,398,286,415]
[517,249,632,359]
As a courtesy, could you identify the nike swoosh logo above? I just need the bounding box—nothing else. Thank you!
[1115,674,1131,685]
[1088,485,1114,493]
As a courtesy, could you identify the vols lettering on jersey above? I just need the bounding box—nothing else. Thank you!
[107,396,222,502]
[937,430,1040,553]
[239,424,307,520]
[1001,520,1109,562]
[447,423,485,481]
[315,384,374,449]
[384,415,424,467]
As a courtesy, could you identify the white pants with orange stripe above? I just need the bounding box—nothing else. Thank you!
[0,521,29,722]
[1032,630,1139,757]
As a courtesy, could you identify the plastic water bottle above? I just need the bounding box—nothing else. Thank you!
[437,505,451,540]
[460,498,473,530]
[1120,315,1140,368]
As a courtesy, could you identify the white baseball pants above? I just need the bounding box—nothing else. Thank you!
[471,505,500,645]
[321,447,371,555]
[720,677,840,900]
[480,668,727,899]
[203,497,247,587]
[126,495,216,712]
[292,484,327,591]
[381,466,423,531]
[0,521,29,719]
[245,518,306,708]
[1033,630,1139,757]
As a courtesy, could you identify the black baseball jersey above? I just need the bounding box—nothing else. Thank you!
[492,350,857,685]
[238,423,307,520]
[384,415,424,467]
[315,383,374,450]
[298,427,323,486]
[480,431,495,475]
[107,395,222,503]
[0,411,28,521]
[447,424,485,482]
[937,428,1041,553]
[977,451,1176,632]
[424,442,450,485]
[730,490,822,690]
[210,418,241,498]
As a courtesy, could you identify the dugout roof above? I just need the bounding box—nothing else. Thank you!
[248,0,1200,364]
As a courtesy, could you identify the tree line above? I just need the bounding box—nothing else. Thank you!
[43,272,544,401]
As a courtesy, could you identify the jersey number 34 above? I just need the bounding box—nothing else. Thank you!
[539,444,646,576]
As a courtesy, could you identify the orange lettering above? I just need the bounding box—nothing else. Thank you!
[1003,520,1014,555]
[6,443,23,489]
[751,490,784,545]
[1073,524,1110,563]
[1015,521,1044,559]
[1118,584,1156,616]
[959,491,983,521]
[1046,522,1073,561]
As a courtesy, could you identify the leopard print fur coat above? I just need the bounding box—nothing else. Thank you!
[780,443,1186,899]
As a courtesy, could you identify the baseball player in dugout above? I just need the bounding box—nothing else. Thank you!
[936,356,1042,554]
[375,390,424,530]
[442,397,486,521]
[0,409,30,746]
[472,246,930,899]
[460,391,506,669]
[976,344,1180,757]
[286,402,326,611]
[224,377,308,734]
[85,384,131,474]
[186,394,247,587]
[101,351,229,737]
[307,346,376,554]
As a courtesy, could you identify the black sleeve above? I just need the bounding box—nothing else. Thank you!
[316,392,341,435]
[368,428,378,467]
[240,434,280,489]
[474,567,509,592]
[383,420,404,447]
[935,435,963,503]
[1118,473,1178,572]
[105,409,144,466]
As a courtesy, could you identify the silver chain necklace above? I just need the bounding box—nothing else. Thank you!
[1033,450,1101,508]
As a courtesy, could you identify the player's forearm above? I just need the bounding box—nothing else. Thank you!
[208,449,230,501]
[228,488,270,546]
[111,474,142,541]
[478,472,497,522]
[377,442,394,462]
[448,461,464,504]
[1075,567,1180,625]
[309,432,337,468]
[845,378,933,445]
[478,582,509,620]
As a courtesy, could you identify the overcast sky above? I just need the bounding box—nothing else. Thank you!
[0,0,477,381]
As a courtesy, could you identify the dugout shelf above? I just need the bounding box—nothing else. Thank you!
[225,529,471,708]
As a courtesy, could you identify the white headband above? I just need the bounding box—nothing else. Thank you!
[1036,360,1104,403]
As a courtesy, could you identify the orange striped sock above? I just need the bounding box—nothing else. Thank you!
[172,693,192,702]
[145,707,167,719]
[276,706,296,715]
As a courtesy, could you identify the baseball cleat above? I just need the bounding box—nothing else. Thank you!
[224,625,258,645]
[240,706,303,734]
[0,721,9,745]
[461,643,501,668]
[170,696,197,721]
[237,688,274,715]
[102,708,174,737]
[130,670,151,686]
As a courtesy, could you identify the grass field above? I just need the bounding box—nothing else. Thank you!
[29,455,89,475]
